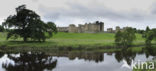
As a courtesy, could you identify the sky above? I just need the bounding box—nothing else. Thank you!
[1,0,156,30]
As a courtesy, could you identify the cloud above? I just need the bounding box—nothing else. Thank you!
[1,0,156,30]
[37,1,156,30]
[38,0,156,22]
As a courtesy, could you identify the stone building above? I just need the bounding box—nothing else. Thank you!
[82,22,104,33]
[57,27,68,32]
[57,21,104,33]
[116,26,120,32]
[107,28,113,33]
[69,24,78,33]
[106,26,132,33]
[78,24,85,33]
[57,22,132,33]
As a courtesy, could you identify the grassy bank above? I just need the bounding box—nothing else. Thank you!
[0,32,149,52]
[0,32,145,47]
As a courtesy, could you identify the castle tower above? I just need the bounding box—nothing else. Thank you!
[69,24,78,33]
[100,22,104,31]
[95,21,104,32]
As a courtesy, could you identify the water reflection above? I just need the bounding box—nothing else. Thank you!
[144,47,156,58]
[66,52,104,63]
[115,49,137,65]
[2,52,57,71]
[0,47,155,71]
[47,52,104,63]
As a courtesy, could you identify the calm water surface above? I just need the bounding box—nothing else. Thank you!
[0,48,155,71]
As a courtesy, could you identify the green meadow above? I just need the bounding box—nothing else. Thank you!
[0,32,149,52]
[0,32,145,47]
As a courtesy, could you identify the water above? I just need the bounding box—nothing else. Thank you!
[0,48,155,71]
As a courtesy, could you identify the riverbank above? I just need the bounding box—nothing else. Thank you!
[0,45,145,54]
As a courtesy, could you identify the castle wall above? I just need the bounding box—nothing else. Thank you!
[107,28,113,33]
[78,24,85,33]
[100,22,104,31]
[57,22,134,33]
[69,24,78,33]
[83,23,102,33]
[58,22,104,33]
[57,27,69,32]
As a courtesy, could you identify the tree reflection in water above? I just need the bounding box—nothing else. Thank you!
[115,49,137,65]
[1,46,156,71]
[2,52,57,71]
[114,47,156,65]
[144,47,156,58]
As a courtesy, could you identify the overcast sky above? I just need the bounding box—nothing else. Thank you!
[1,0,156,30]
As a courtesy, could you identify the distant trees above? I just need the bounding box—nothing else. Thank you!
[136,29,145,34]
[115,27,136,47]
[115,26,156,48]
[0,25,4,32]
[140,26,156,47]
[2,5,57,42]
[144,26,150,37]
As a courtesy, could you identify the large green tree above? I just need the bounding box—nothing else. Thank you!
[2,5,57,42]
[115,27,136,47]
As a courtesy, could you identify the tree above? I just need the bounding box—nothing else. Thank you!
[115,30,122,46]
[142,26,150,38]
[146,26,150,32]
[115,27,136,47]
[0,25,4,32]
[145,29,156,47]
[2,5,57,42]
[136,29,144,34]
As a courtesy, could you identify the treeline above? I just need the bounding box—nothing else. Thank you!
[115,26,156,48]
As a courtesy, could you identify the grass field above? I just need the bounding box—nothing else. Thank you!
[0,32,145,47]
[0,32,148,52]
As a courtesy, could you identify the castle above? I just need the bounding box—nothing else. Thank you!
[107,26,130,33]
[57,21,104,33]
[57,21,129,33]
